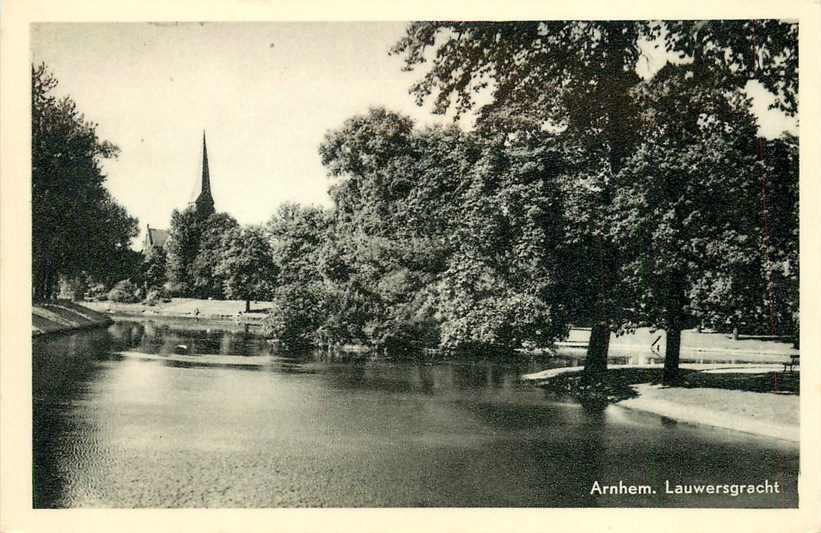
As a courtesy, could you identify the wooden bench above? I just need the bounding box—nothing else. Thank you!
[783,354,800,373]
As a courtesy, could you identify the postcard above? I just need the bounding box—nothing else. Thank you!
[2,1,819,532]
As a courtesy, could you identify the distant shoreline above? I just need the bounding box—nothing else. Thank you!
[83,298,267,325]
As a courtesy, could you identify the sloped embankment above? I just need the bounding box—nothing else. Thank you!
[32,300,113,336]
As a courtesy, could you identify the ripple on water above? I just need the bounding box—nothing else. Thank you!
[33,320,799,508]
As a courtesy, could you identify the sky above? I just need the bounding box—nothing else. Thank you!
[31,22,797,247]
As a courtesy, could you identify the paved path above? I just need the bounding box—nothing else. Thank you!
[617,384,799,443]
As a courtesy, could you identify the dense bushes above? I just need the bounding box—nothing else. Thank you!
[86,282,109,301]
[107,280,140,303]
[261,284,325,351]
[143,287,171,306]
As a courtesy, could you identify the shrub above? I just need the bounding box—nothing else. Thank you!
[58,275,88,301]
[143,287,168,306]
[375,318,441,357]
[86,282,109,301]
[163,281,187,297]
[107,280,140,303]
[261,284,325,351]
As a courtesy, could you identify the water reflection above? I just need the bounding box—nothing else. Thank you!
[107,320,272,357]
[32,319,799,508]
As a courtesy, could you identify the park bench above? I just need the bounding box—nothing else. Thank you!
[783,354,799,373]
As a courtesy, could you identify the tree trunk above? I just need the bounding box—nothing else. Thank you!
[584,229,613,381]
[662,326,682,385]
[33,268,43,301]
[584,322,610,379]
[42,268,57,301]
[36,269,47,301]
[662,277,686,386]
[245,299,251,313]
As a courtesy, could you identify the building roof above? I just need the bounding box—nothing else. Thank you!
[145,226,169,249]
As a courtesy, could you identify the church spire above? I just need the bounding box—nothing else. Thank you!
[201,131,211,196]
[195,130,215,216]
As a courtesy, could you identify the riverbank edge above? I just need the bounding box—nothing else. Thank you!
[102,309,241,324]
[523,366,799,443]
[616,384,800,443]
[32,301,113,337]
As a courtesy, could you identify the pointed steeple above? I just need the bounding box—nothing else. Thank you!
[194,130,215,216]
[201,131,211,196]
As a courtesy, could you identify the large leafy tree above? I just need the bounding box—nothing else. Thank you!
[141,244,168,292]
[318,108,573,354]
[610,65,797,383]
[262,204,332,349]
[191,212,240,299]
[687,134,798,342]
[32,63,138,300]
[318,109,457,351]
[436,135,571,352]
[216,226,276,312]
[391,22,648,373]
[164,206,203,295]
[164,208,239,298]
[266,202,332,287]
[390,20,798,376]
[319,107,418,234]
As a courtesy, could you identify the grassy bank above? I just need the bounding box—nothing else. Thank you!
[562,327,797,358]
[83,298,272,321]
[32,300,113,336]
[618,383,799,442]
[531,366,799,442]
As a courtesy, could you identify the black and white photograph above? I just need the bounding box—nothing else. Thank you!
[2,1,820,532]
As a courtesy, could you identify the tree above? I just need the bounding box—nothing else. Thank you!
[266,202,332,286]
[216,226,276,312]
[391,22,648,373]
[658,21,798,116]
[687,134,799,342]
[164,206,203,295]
[263,203,342,350]
[318,108,572,355]
[390,20,798,377]
[141,245,168,292]
[262,283,325,351]
[191,212,240,298]
[609,65,797,383]
[318,109,429,350]
[164,208,239,298]
[435,135,571,352]
[32,63,138,300]
[318,109,463,353]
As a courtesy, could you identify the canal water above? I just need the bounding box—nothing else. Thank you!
[33,319,799,508]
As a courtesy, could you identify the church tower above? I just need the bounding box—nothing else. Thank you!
[194,131,215,217]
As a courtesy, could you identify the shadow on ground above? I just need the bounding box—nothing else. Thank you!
[683,370,799,395]
[539,368,799,405]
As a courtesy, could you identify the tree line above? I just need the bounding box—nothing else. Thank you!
[141,206,275,312]
[32,63,276,312]
[384,20,798,383]
[32,20,798,386]
[258,20,798,384]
